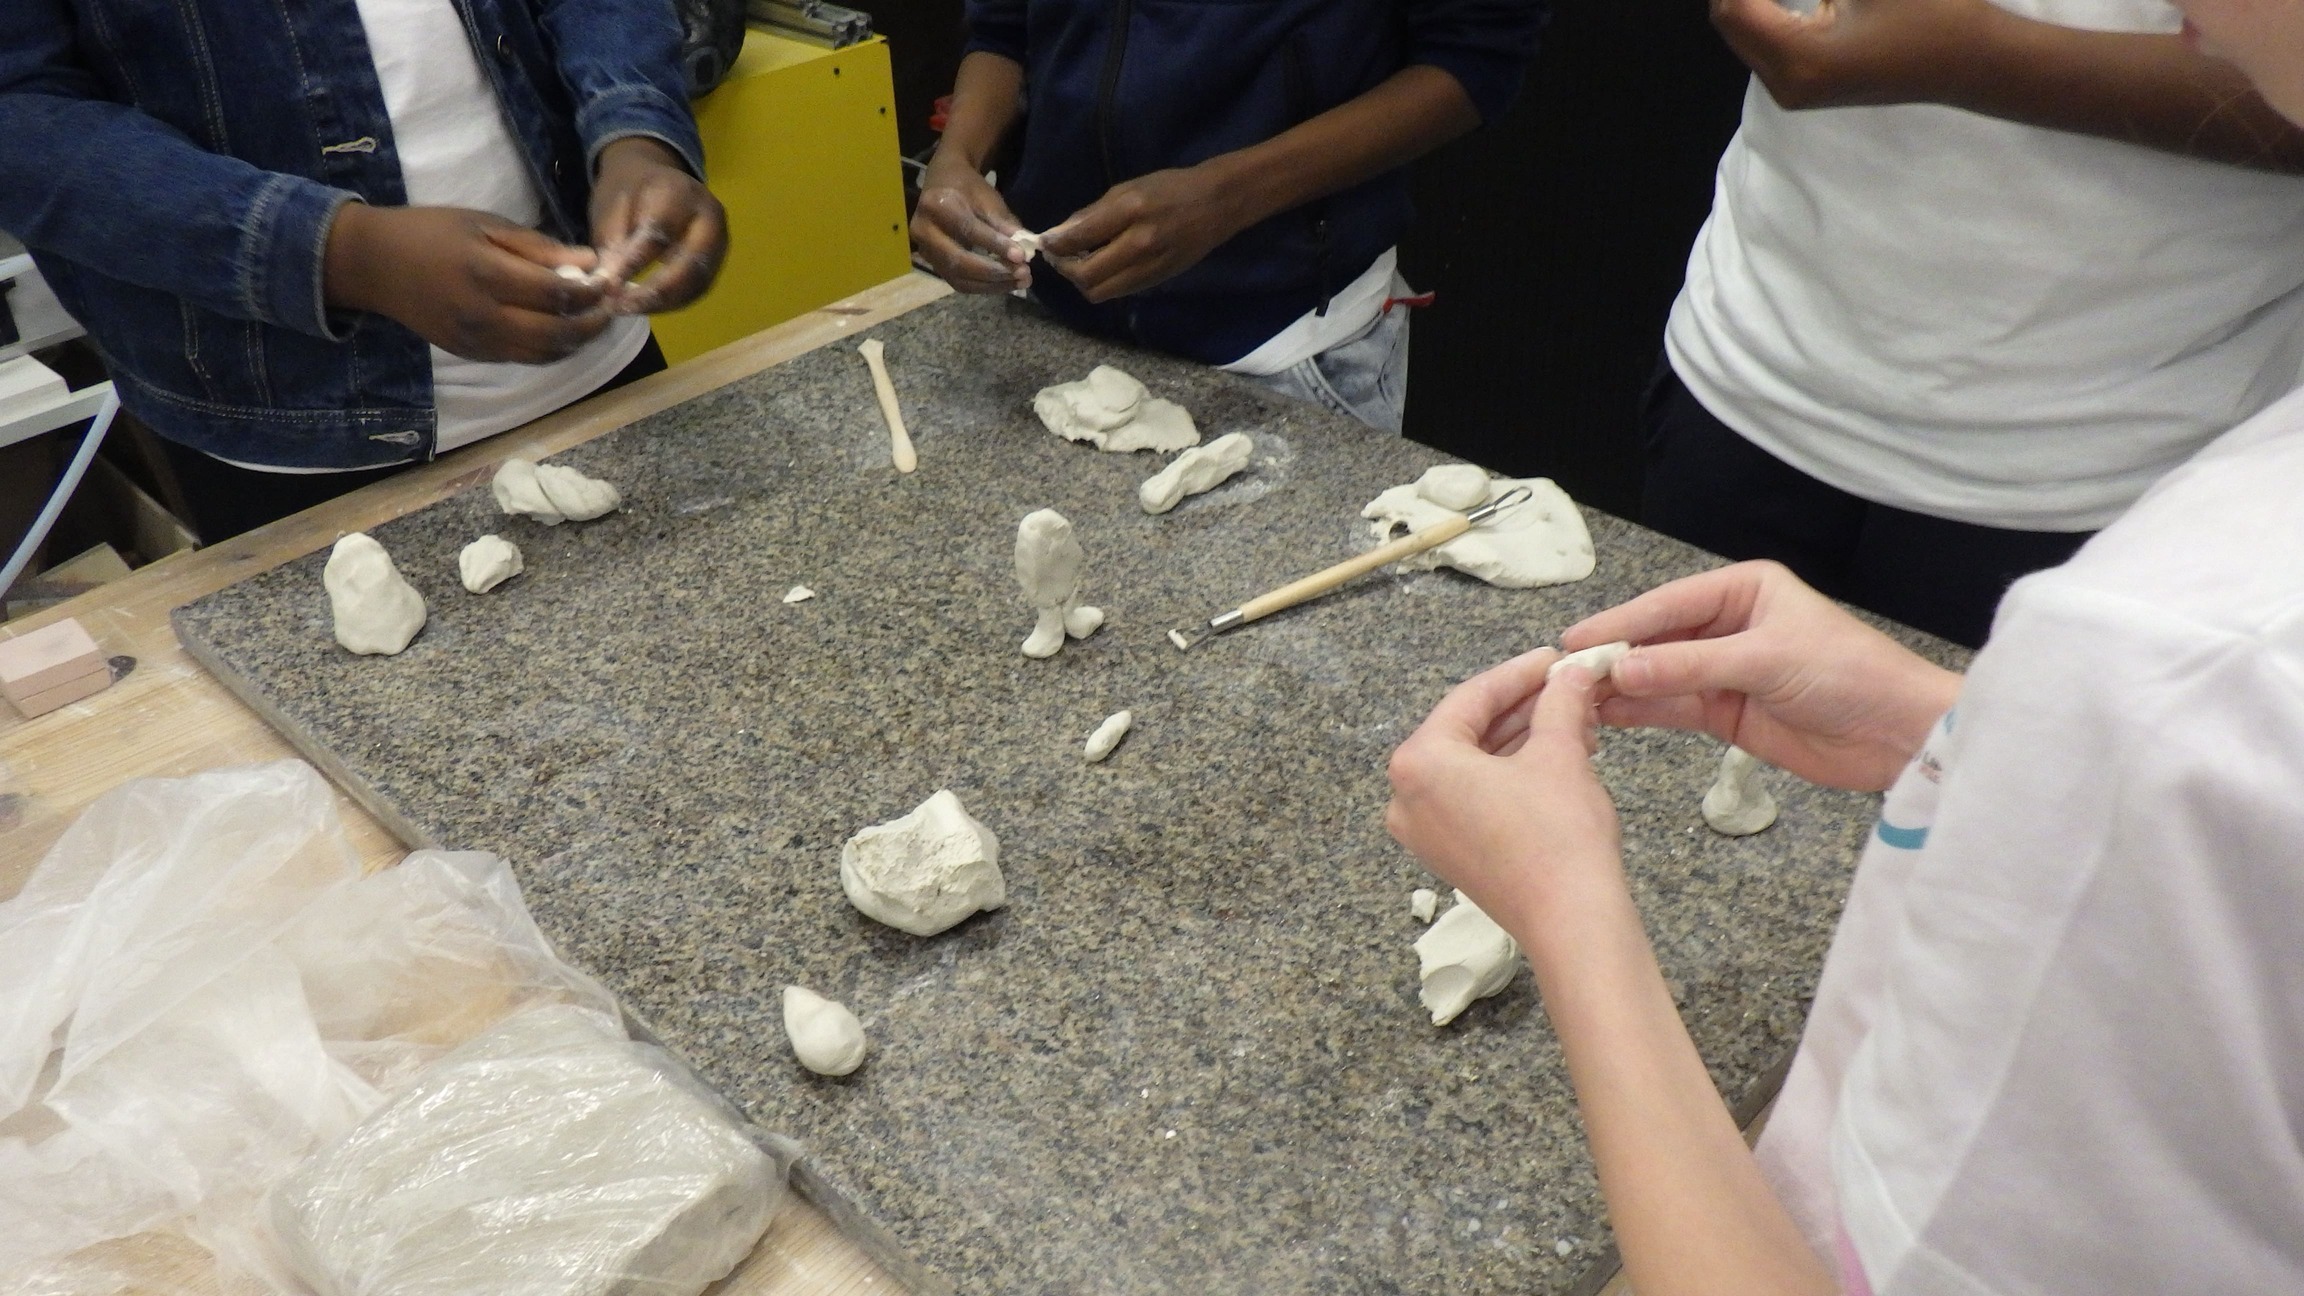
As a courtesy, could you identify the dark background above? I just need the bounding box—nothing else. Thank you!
[850,1,1752,521]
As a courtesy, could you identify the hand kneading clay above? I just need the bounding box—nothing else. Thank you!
[1361,468,1595,589]
[782,986,867,1076]
[1034,365,1200,453]
[840,789,1007,936]
[492,457,621,524]
[1702,745,1779,836]
[325,533,427,655]
[1015,509,1104,658]
[1414,890,1520,1026]
[1138,431,1253,513]
[1084,710,1133,762]
[268,1005,781,1296]
[458,535,523,594]
[1548,640,1630,683]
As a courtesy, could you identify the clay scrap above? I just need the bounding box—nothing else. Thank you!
[1361,466,1595,588]
[840,789,1007,937]
[1015,509,1104,658]
[1034,366,1199,453]
[1415,890,1519,1026]
[458,535,523,594]
[1139,431,1253,513]
[1084,710,1134,762]
[493,457,621,525]
[1702,745,1779,836]
[325,533,426,656]
[782,986,868,1076]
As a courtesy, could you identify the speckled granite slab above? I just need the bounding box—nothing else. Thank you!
[176,293,1963,1296]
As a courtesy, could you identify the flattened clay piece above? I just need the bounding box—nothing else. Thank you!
[325,533,426,656]
[1361,474,1595,589]
[1548,640,1630,683]
[1702,745,1779,836]
[1015,509,1103,658]
[1410,888,1438,924]
[782,986,867,1076]
[783,585,816,604]
[1414,890,1519,1026]
[1034,366,1200,453]
[458,535,523,594]
[1084,710,1133,762]
[840,789,1007,937]
[1417,463,1492,511]
[492,457,620,524]
[1139,432,1254,514]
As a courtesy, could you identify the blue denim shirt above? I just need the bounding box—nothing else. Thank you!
[0,0,704,468]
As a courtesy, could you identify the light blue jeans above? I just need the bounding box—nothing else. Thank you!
[1244,280,1413,435]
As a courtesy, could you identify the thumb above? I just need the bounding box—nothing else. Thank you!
[1713,0,1811,53]
[1527,662,1601,756]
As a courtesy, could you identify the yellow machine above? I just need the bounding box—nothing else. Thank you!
[649,29,912,365]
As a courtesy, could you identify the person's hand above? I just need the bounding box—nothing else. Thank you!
[588,137,726,314]
[1712,0,2003,108]
[324,203,613,363]
[1386,649,1629,944]
[1567,561,1963,792]
[910,152,1031,294]
[1039,162,1248,303]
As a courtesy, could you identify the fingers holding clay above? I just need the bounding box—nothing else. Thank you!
[782,986,867,1077]
[325,533,426,656]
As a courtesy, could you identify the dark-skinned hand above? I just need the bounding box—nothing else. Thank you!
[910,151,1031,294]
[1713,0,1999,109]
[588,136,726,314]
[1039,163,1247,304]
[324,203,613,363]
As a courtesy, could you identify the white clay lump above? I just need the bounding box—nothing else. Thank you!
[1361,467,1595,589]
[1702,745,1780,836]
[1548,640,1630,683]
[782,986,868,1076]
[1015,508,1104,658]
[840,789,1007,937]
[1034,365,1200,453]
[325,532,427,655]
[1084,710,1134,762]
[1409,888,1439,924]
[458,535,523,594]
[1139,431,1253,513]
[492,457,622,525]
[1415,890,1520,1026]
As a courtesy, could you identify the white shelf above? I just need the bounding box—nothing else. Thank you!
[0,379,112,452]
[2,254,84,363]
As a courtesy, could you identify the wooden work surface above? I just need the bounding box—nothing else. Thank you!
[0,273,955,1296]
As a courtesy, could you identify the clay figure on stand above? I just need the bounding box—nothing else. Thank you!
[1015,509,1104,658]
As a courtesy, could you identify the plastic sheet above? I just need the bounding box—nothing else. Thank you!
[0,761,779,1295]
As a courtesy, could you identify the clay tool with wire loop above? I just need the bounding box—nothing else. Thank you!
[1168,486,1534,650]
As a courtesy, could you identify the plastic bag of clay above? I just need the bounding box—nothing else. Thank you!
[266,1003,791,1296]
[0,761,648,1293]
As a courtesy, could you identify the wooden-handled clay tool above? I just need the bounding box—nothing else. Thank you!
[857,338,917,473]
[1168,486,1534,650]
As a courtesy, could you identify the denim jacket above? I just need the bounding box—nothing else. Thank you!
[0,0,704,468]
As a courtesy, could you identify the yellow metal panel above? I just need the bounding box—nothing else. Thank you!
[650,31,912,365]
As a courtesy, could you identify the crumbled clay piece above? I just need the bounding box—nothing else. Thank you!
[1010,229,1044,255]
[1414,890,1519,1026]
[1138,432,1254,514]
[1702,745,1780,836]
[324,533,426,656]
[492,458,621,525]
[1548,640,1630,683]
[1410,888,1438,924]
[458,535,523,594]
[1084,710,1134,762]
[840,789,1007,937]
[781,986,867,1076]
[1361,470,1595,589]
[1015,509,1103,658]
[1034,366,1200,453]
[783,585,816,604]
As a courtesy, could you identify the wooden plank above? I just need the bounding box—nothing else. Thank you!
[0,272,949,1294]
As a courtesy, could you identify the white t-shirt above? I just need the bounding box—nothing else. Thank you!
[1219,248,1398,377]
[1756,380,2304,1292]
[356,0,647,454]
[1666,0,2304,532]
